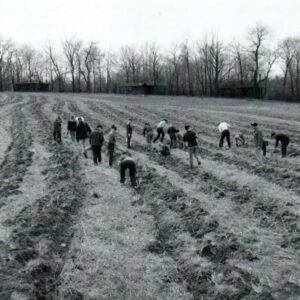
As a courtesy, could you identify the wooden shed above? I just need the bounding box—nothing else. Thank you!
[14,82,49,92]
[119,82,166,95]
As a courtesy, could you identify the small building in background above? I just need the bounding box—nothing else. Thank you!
[118,82,166,95]
[14,81,49,92]
[218,81,265,98]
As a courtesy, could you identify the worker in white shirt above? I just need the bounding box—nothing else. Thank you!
[153,119,168,143]
[218,121,231,148]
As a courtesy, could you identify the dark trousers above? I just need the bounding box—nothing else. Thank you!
[262,141,268,156]
[281,141,289,157]
[108,143,115,166]
[169,134,177,148]
[219,130,231,148]
[53,131,61,143]
[127,134,132,148]
[120,161,137,186]
[70,130,76,141]
[153,128,165,143]
[92,146,102,164]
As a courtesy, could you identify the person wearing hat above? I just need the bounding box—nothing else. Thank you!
[217,121,231,148]
[153,119,168,143]
[53,116,62,143]
[143,122,154,148]
[107,125,117,167]
[89,125,104,165]
[67,115,77,141]
[251,122,267,161]
[183,125,201,168]
[271,132,290,157]
[126,119,133,149]
[119,154,137,187]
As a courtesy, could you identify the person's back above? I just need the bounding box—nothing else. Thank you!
[119,155,137,186]
[157,119,167,129]
[54,118,62,132]
[183,130,198,147]
[218,122,230,133]
[167,126,179,135]
[76,121,88,139]
[107,129,116,145]
[67,118,77,132]
[126,123,132,135]
[271,132,290,157]
[90,129,104,146]
[275,133,290,145]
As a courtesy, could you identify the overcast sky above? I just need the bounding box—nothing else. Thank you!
[1,0,300,50]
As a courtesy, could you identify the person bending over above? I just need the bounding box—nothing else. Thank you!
[218,121,231,148]
[271,132,290,158]
[153,119,168,143]
[119,154,137,187]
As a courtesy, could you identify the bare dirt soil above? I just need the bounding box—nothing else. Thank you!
[0,93,299,299]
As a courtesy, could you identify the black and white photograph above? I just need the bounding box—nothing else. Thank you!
[0,0,299,299]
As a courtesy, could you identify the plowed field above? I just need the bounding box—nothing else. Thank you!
[0,93,299,299]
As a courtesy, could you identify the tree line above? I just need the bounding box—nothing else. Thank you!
[0,23,299,101]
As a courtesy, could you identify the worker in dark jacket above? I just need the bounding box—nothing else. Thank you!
[167,125,180,148]
[119,155,137,187]
[183,125,201,168]
[271,132,290,157]
[76,117,91,149]
[107,125,117,167]
[67,116,77,141]
[126,119,133,148]
[89,125,104,165]
[53,116,62,143]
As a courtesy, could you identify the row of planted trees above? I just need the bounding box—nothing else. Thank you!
[0,23,300,101]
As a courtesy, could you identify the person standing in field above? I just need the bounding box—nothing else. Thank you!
[67,115,77,141]
[143,122,154,148]
[76,117,91,149]
[153,119,168,143]
[251,122,267,161]
[218,121,231,148]
[183,125,201,168]
[107,125,117,167]
[271,132,290,158]
[89,125,104,165]
[126,119,133,149]
[53,116,62,143]
[119,154,137,187]
[167,125,180,148]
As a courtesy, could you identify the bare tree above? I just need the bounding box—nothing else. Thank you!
[45,42,65,91]
[0,36,14,90]
[80,42,99,92]
[63,37,82,92]
[247,23,274,98]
